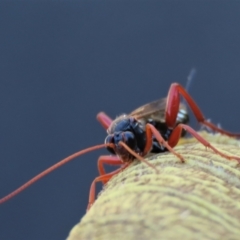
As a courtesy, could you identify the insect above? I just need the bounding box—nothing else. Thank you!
[0,83,240,210]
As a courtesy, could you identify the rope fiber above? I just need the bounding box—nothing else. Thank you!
[67,131,240,240]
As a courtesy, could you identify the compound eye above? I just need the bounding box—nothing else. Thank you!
[122,131,136,150]
[105,135,116,154]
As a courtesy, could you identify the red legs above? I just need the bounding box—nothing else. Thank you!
[97,112,113,130]
[143,124,185,162]
[88,144,160,210]
[87,163,130,211]
[88,113,160,210]
[97,155,124,184]
[170,124,240,163]
[92,96,240,209]
[89,151,124,209]
[98,155,122,176]
[143,123,240,164]
[166,83,240,137]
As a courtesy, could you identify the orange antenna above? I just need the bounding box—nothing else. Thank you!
[119,141,159,173]
[0,143,109,204]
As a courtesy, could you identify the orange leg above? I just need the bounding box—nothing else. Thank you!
[143,122,240,164]
[143,123,185,162]
[168,124,240,163]
[97,155,124,184]
[87,163,129,211]
[166,83,240,137]
[97,112,113,130]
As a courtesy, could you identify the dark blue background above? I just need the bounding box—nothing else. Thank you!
[1,1,240,239]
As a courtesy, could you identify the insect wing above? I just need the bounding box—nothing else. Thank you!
[129,97,187,123]
[129,98,167,121]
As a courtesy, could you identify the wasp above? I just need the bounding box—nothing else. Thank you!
[0,83,240,210]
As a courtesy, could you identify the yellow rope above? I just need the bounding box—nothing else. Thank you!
[67,131,240,240]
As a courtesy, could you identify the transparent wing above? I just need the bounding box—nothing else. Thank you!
[129,97,187,122]
[129,98,167,121]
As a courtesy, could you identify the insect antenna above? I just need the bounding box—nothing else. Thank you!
[119,141,159,173]
[0,143,110,204]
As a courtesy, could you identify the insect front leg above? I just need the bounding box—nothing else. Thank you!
[165,83,240,137]
[88,163,129,211]
[97,155,124,184]
[97,112,113,130]
[143,124,185,162]
[169,123,240,163]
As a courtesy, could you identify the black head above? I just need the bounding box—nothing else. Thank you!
[105,115,145,162]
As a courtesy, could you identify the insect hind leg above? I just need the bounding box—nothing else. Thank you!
[171,124,240,163]
[166,83,240,137]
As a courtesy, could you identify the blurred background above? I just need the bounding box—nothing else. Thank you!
[1,1,240,239]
